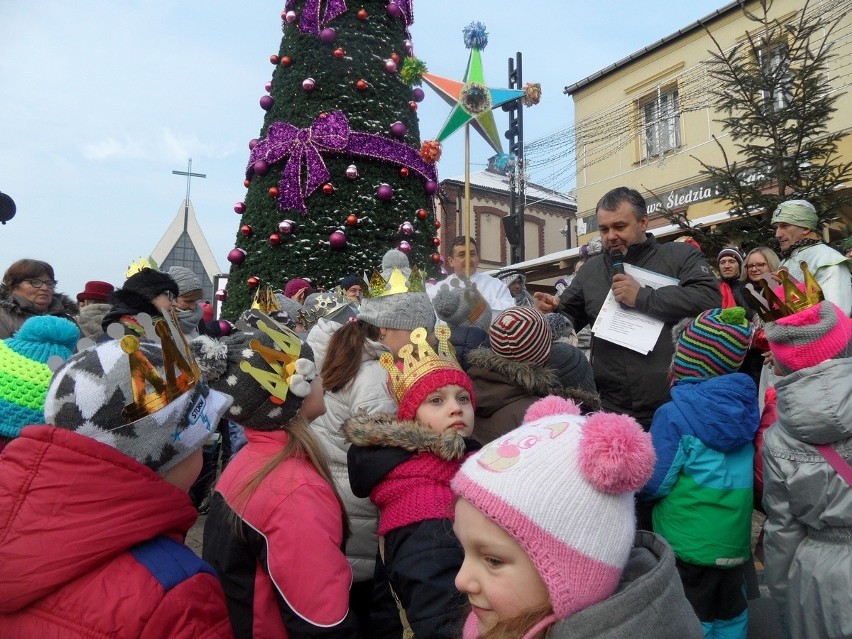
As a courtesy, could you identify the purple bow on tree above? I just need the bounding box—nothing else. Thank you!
[285,0,347,35]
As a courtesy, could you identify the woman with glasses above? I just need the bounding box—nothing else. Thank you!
[99,267,178,338]
[0,259,79,339]
[740,247,781,308]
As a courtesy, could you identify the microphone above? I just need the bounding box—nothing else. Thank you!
[610,249,625,277]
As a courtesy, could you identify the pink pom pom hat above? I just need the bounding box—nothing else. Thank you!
[451,395,655,624]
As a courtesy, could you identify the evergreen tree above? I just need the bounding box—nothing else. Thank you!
[223,1,440,320]
[664,0,852,256]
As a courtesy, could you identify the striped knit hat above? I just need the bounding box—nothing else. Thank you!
[489,306,552,366]
[452,396,655,626]
[765,301,851,374]
[671,307,754,381]
[0,316,80,440]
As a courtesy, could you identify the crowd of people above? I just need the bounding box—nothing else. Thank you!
[0,186,850,639]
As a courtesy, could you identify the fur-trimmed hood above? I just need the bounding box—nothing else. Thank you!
[343,412,469,461]
[466,347,558,396]
[0,291,78,319]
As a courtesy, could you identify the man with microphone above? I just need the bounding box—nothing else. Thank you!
[536,186,719,429]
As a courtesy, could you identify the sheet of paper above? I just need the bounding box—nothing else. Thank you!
[591,264,679,354]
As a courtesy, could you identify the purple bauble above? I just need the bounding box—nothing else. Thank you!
[320,27,336,44]
[386,2,402,18]
[404,39,414,55]
[384,59,398,73]
[248,138,258,150]
[399,221,414,236]
[278,219,294,234]
[329,230,347,249]
[253,160,270,176]
[424,180,438,195]
[218,320,234,336]
[412,87,425,103]
[302,77,316,92]
[259,95,274,110]
[234,201,246,214]
[215,288,228,302]
[345,164,359,179]
[390,121,407,137]
[265,81,272,93]
[376,183,394,201]
[284,10,298,23]
[398,240,412,254]
[227,247,247,265]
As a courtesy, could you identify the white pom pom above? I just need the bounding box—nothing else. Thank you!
[290,375,311,397]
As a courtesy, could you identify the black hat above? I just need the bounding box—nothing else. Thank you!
[122,268,178,302]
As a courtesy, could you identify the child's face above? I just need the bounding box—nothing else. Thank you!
[414,384,474,437]
[453,498,550,635]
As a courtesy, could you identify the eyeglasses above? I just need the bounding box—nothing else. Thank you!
[746,262,768,270]
[25,278,58,289]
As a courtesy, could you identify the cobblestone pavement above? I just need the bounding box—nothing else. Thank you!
[187,514,205,557]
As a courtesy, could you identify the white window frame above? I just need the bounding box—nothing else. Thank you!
[760,41,792,111]
[640,87,681,160]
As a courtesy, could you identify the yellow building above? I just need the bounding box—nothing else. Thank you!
[515,0,851,283]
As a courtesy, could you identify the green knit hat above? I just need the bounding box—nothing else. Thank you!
[0,316,80,439]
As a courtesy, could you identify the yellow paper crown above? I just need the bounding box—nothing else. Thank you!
[742,261,824,322]
[366,266,426,298]
[125,256,159,279]
[252,285,281,313]
[119,309,201,422]
[234,310,304,404]
[380,325,462,404]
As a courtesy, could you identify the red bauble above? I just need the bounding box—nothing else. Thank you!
[240,224,253,237]
[434,219,442,229]
[391,52,400,63]
[355,79,368,91]
[269,233,282,245]
[247,276,261,289]
[416,208,428,220]
[399,167,409,178]
[432,237,441,247]
[270,54,280,65]
[357,8,368,20]
[431,253,442,264]
[234,201,246,214]
[281,56,293,66]
[346,214,358,226]
[268,186,279,198]
[322,183,335,195]
[243,178,251,188]
[333,48,346,59]
[409,101,418,111]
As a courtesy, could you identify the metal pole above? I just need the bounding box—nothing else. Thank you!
[464,123,472,277]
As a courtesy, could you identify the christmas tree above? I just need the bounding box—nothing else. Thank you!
[222,0,441,320]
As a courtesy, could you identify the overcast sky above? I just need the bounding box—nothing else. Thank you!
[0,0,728,296]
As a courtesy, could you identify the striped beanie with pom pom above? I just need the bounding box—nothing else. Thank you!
[765,300,851,374]
[452,396,655,625]
[670,307,753,381]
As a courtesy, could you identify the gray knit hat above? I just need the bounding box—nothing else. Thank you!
[193,310,317,429]
[359,292,436,332]
[44,325,232,474]
[167,266,203,296]
[432,279,491,332]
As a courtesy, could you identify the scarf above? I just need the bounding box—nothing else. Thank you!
[780,237,822,260]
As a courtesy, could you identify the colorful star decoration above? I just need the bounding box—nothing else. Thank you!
[422,24,525,154]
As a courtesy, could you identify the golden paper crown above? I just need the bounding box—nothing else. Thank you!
[742,261,824,322]
[380,325,462,404]
[366,266,426,298]
[252,285,281,313]
[125,256,159,279]
[119,309,201,422]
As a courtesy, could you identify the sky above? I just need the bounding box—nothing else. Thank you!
[0,0,729,297]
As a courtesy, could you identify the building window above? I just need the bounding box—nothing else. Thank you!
[640,88,681,159]
[761,41,791,111]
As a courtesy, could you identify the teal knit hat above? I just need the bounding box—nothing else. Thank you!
[0,316,80,439]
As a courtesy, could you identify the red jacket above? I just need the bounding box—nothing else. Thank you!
[0,426,233,639]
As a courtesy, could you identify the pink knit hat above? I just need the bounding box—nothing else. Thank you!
[765,301,851,374]
[451,396,655,623]
[284,277,312,298]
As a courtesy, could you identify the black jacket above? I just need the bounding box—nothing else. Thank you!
[558,235,720,427]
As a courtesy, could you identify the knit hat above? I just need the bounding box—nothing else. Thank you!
[495,268,525,289]
[121,268,179,302]
[284,277,312,299]
[765,301,852,374]
[299,291,358,330]
[0,316,80,440]
[452,395,655,622]
[193,310,317,429]
[167,266,203,296]
[771,199,819,231]
[341,274,362,290]
[381,326,474,421]
[273,292,303,325]
[76,280,114,303]
[432,278,491,332]
[717,246,744,266]
[44,314,232,474]
[489,306,553,366]
[671,307,754,381]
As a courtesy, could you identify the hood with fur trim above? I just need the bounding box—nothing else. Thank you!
[343,412,469,461]
[466,347,558,396]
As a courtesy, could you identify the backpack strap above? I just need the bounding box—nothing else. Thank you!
[815,444,852,487]
[130,535,216,592]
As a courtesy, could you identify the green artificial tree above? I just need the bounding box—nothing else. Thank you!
[222,0,441,320]
[662,0,852,257]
